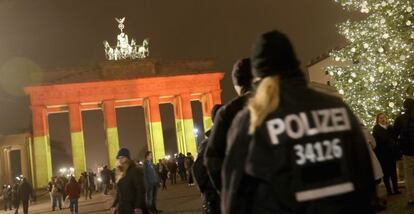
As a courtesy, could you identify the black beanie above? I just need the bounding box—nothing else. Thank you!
[231,58,253,87]
[116,148,130,159]
[251,30,301,78]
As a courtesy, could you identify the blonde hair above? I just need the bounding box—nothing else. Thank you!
[248,76,281,134]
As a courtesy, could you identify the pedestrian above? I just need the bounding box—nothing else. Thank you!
[362,124,386,211]
[185,153,195,186]
[11,183,19,214]
[177,153,187,181]
[2,184,12,211]
[373,113,400,195]
[159,160,169,190]
[167,159,178,185]
[143,151,161,214]
[101,165,112,195]
[51,177,63,211]
[18,178,34,214]
[66,176,81,214]
[205,58,253,193]
[111,148,148,214]
[47,177,54,206]
[87,171,96,198]
[193,104,222,214]
[394,98,414,207]
[222,30,376,213]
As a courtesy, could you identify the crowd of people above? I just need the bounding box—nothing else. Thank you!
[2,29,413,214]
[1,178,34,214]
[191,30,414,214]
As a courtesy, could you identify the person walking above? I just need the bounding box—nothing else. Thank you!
[101,165,112,195]
[65,176,81,214]
[394,98,414,207]
[167,159,178,185]
[51,177,63,211]
[18,178,34,214]
[177,153,187,181]
[205,58,253,193]
[3,184,12,211]
[222,30,376,214]
[193,104,222,214]
[373,113,400,195]
[143,151,161,214]
[11,183,19,214]
[159,160,169,190]
[185,153,195,186]
[111,148,148,214]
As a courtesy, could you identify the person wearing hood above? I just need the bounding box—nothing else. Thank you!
[222,30,375,213]
[193,104,223,214]
[111,148,148,214]
[65,176,81,214]
[204,58,254,194]
[394,98,414,206]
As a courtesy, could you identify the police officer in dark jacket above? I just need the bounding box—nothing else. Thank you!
[204,58,253,193]
[222,30,376,214]
[193,104,223,214]
[394,98,414,205]
[112,148,148,214]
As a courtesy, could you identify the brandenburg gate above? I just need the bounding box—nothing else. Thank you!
[25,59,223,188]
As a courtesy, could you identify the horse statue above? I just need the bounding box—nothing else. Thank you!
[138,39,149,58]
[103,41,115,60]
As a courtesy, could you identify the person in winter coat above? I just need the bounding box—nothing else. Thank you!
[372,113,400,195]
[222,30,376,214]
[51,177,63,211]
[158,160,169,190]
[167,159,178,185]
[18,178,34,214]
[65,176,81,214]
[204,58,253,193]
[111,148,148,214]
[185,153,195,186]
[193,104,223,214]
[143,151,161,214]
[362,124,386,211]
[12,183,19,214]
[101,165,112,195]
[394,98,414,206]
[177,153,187,181]
[3,184,12,211]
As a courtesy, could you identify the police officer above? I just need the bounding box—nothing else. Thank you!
[205,58,253,193]
[222,30,376,214]
[193,104,223,214]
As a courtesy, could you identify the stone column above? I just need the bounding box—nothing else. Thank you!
[173,94,197,155]
[103,100,120,170]
[31,106,53,188]
[143,97,165,161]
[68,103,87,179]
[201,91,222,131]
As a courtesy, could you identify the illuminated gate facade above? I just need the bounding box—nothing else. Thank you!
[25,59,223,188]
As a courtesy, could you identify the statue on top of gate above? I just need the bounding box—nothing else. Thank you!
[103,17,149,60]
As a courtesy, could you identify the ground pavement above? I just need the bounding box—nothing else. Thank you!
[0,181,202,214]
[1,181,412,214]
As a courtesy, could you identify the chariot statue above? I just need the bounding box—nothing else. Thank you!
[103,17,149,60]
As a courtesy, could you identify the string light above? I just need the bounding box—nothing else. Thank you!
[328,0,414,127]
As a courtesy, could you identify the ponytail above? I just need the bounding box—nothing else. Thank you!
[248,76,281,134]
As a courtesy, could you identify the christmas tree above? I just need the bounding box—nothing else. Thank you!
[327,0,414,127]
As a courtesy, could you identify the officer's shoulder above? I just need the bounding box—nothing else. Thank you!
[222,94,250,112]
[307,85,345,105]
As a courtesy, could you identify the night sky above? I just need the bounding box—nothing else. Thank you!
[0,0,362,173]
